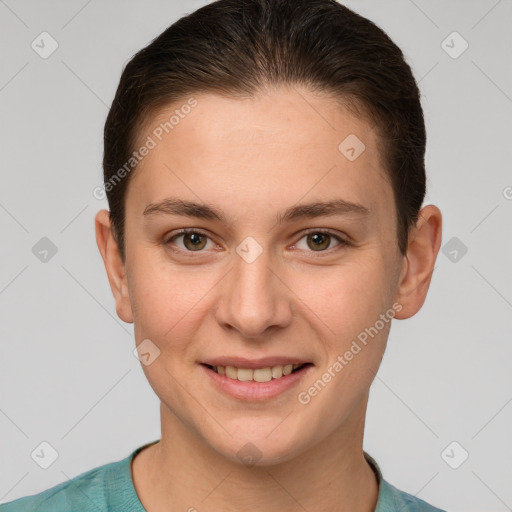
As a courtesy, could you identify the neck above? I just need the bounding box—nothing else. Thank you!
[132,400,379,512]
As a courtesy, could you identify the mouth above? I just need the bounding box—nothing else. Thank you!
[201,362,313,382]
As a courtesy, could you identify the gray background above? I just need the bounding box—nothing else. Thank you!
[1,1,511,510]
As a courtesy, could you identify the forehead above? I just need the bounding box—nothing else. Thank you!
[127,86,392,220]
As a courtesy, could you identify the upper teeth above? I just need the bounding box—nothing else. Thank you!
[214,364,302,382]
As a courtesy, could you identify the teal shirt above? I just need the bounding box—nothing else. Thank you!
[1,441,446,512]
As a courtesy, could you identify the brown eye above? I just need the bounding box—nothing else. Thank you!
[295,231,344,253]
[167,230,214,252]
[182,232,207,251]
[307,233,331,251]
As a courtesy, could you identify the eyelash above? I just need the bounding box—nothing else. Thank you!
[164,228,350,257]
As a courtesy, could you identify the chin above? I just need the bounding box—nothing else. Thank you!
[202,418,313,468]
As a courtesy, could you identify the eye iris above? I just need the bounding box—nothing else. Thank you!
[307,233,330,251]
[184,232,206,251]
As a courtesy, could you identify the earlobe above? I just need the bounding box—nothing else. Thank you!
[94,209,134,324]
[394,205,442,319]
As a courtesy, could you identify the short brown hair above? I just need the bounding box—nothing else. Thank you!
[103,0,426,261]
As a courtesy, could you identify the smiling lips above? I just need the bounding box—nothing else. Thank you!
[201,358,313,400]
[206,363,307,382]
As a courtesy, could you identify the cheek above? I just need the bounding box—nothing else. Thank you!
[298,256,394,399]
[128,253,217,345]
[321,258,395,379]
[302,256,392,343]
[295,264,393,432]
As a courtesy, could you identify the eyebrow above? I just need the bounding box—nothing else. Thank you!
[142,198,370,224]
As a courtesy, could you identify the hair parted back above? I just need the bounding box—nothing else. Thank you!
[103,0,426,261]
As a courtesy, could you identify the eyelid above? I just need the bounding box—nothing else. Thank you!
[165,227,212,242]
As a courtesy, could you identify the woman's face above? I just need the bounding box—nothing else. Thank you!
[115,86,404,464]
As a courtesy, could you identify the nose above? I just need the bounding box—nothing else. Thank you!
[214,245,293,339]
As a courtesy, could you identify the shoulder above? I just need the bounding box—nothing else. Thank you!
[0,454,131,512]
[364,452,446,512]
[377,479,447,512]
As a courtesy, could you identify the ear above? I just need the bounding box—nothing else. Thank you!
[95,209,134,324]
[394,205,442,319]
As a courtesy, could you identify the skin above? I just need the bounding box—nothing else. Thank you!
[95,85,442,512]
